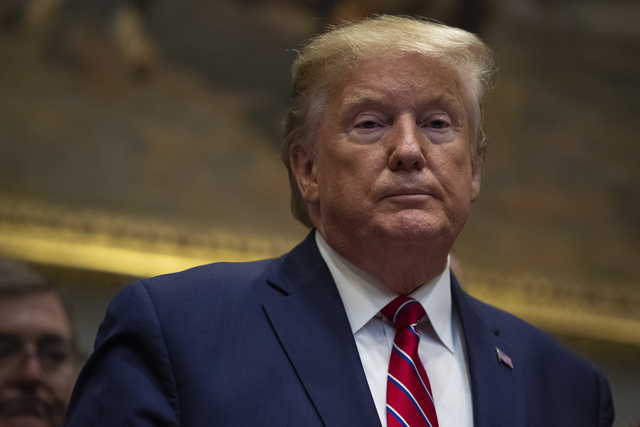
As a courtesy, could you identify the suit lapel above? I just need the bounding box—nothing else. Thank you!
[262,233,381,427]
[452,275,518,427]
[261,237,519,426]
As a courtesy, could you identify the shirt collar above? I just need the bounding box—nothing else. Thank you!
[315,231,455,354]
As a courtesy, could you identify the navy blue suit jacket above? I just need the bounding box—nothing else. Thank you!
[65,233,614,426]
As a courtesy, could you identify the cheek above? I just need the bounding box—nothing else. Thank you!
[320,145,382,187]
[50,365,76,398]
[435,146,474,192]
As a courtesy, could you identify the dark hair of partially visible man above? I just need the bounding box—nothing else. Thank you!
[0,259,79,427]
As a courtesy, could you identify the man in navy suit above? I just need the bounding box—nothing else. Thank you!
[64,15,614,427]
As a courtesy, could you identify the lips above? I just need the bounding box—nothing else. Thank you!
[0,397,54,421]
[379,186,439,201]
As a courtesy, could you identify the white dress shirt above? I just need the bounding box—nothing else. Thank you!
[315,232,473,427]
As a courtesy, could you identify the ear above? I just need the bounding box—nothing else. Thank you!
[470,145,484,202]
[471,161,482,201]
[290,144,319,204]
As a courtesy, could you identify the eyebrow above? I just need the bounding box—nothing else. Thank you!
[340,87,389,108]
[0,332,70,343]
[37,334,71,345]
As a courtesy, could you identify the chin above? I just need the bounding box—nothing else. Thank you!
[376,212,453,243]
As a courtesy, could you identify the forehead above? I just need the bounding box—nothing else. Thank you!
[330,53,467,112]
[0,292,72,339]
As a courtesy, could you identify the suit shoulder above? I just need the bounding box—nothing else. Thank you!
[113,258,276,314]
[460,291,614,423]
[465,292,601,373]
[144,258,274,290]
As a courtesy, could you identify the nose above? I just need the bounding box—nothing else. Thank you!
[388,115,426,171]
[15,345,45,382]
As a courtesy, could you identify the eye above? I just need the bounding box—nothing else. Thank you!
[354,119,383,130]
[41,349,70,366]
[350,113,387,142]
[428,118,450,129]
[421,113,452,130]
[38,336,73,370]
[0,335,21,359]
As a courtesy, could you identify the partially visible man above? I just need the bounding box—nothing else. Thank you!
[0,259,79,427]
[64,15,613,427]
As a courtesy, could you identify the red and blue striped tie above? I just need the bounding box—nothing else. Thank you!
[382,296,439,427]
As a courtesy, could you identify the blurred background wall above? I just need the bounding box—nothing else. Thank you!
[0,0,638,424]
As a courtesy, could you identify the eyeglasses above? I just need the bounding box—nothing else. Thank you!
[0,333,75,374]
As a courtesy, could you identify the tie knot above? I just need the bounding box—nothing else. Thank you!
[381,296,426,329]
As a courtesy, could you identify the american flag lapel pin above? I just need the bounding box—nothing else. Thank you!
[496,347,514,369]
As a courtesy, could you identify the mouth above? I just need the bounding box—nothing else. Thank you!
[0,397,54,423]
[380,188,438,201]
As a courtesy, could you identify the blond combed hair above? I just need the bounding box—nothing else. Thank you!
[283,15,496,228]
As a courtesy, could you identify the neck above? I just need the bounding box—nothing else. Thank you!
[317,229,450,295]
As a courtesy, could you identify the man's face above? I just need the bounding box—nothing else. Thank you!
[297,54,480,252]
[0,292,76,427]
